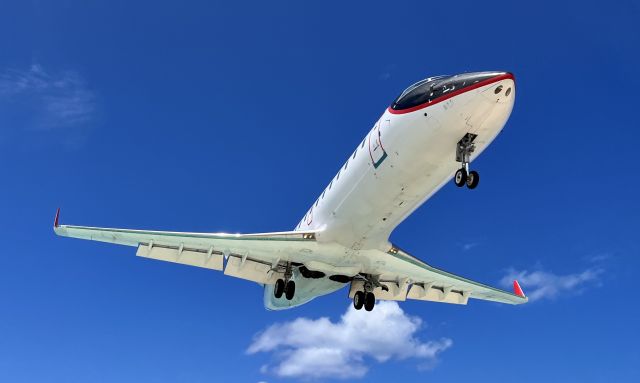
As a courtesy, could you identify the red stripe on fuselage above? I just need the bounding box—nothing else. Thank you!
[387,72,515,115]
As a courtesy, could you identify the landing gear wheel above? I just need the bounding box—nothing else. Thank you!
[274,279,285,298]
[364,292,375,311]
[285,280,296,300]
[466,170,479,189]
[353,291,365,310]
[454,168,468,187]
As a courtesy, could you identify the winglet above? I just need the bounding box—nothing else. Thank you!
[513,280,525,298]
[54,208,60,228]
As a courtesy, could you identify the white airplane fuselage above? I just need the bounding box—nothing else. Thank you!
[264,71,516,309]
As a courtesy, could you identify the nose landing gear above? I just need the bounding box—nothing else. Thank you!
[455,168,480,189]
[455,133,480,190]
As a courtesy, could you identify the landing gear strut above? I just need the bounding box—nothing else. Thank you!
[274,262,296,300]
[455,133,480,189]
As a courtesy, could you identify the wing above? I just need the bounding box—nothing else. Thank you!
[349,245,527,305]
[53,209,316,284]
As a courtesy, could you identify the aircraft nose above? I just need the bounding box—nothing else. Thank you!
[459,71,515,137]
[471,71,515,103]
[445,71,515,104]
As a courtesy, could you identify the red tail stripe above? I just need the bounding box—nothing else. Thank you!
[54,208,60,228]
[513,280,525,297]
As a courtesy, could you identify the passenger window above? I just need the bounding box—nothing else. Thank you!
[361,138,366,148]
[344,159,349,170]
[352,149,357,159]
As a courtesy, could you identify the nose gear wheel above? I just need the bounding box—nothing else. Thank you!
[455,168,468,187]
[466,170,479,189]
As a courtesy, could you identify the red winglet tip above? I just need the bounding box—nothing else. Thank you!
[54,208,60,228]
[513,280,525,298]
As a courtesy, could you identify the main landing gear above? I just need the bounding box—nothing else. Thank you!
[454,133,480,190]
[353,290,375,311]
[274,263,296,300]
[353,278,378,312]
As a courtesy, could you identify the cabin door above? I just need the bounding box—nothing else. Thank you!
[368,121,388,169]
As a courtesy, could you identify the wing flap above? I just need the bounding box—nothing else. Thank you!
[223,256,280,284]
[407,284,470,305]
[136,243,224,270]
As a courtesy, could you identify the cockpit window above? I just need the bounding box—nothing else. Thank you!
[390,72,505,111]
[391,76,449,111]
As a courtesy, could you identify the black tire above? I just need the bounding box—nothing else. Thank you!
[454,168,467,187]
[364,292,375,311]
[285,280,296,300]
[274,279,285,298]
[353,291,365,310]
[466,170,479,189]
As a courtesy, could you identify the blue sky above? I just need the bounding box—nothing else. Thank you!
[1,0,638,381]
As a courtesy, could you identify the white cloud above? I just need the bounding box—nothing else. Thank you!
[500,266,603,302]
[247,301,452,380]
[461,242,479,251]
[0,64,96,131]
[584,252,612,263]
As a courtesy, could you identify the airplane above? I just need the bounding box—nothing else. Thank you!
[54,70,528,312]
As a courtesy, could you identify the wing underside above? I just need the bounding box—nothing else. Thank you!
[349,245,527,305]
[53,211,317,285]
[54,210,526,306]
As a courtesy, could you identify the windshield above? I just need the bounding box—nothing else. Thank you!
[391,76,449,111]
[391,72,505,111]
